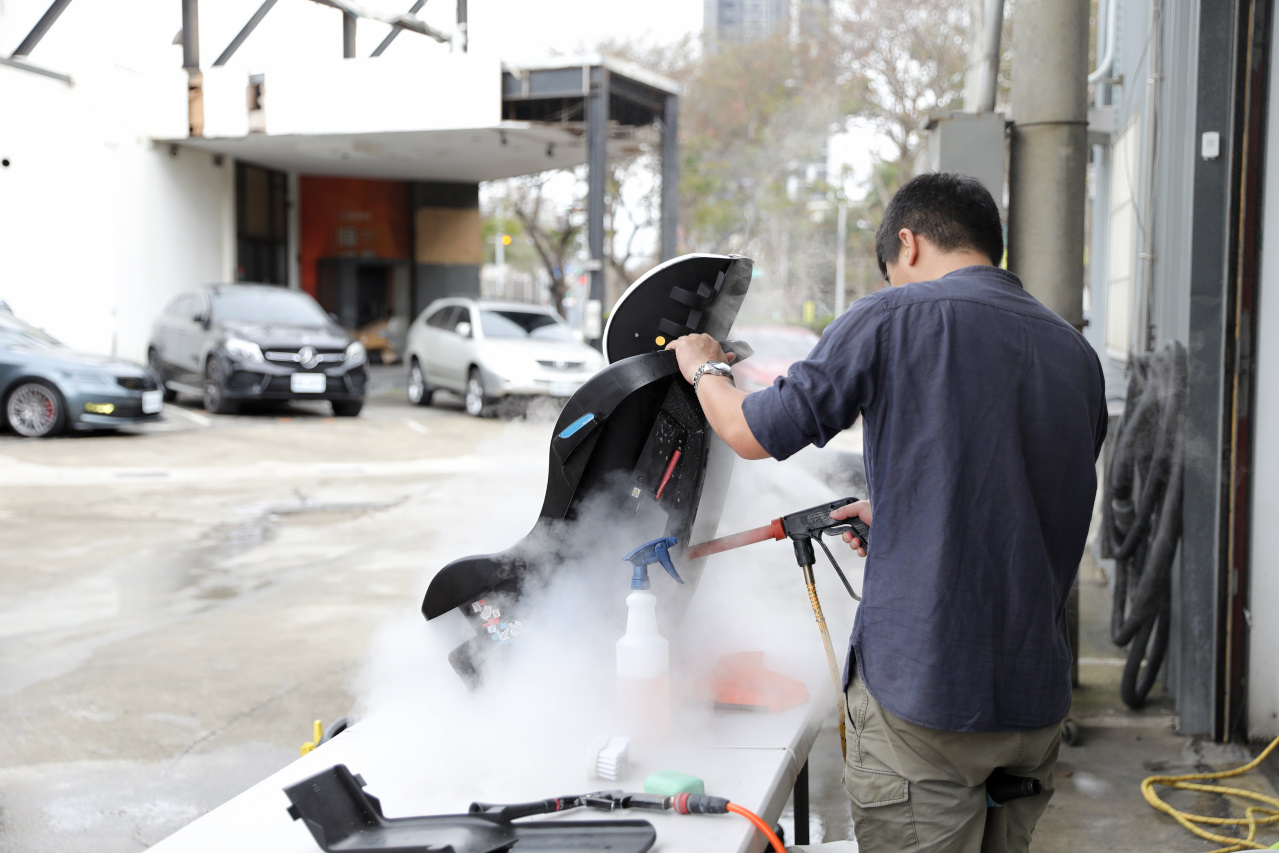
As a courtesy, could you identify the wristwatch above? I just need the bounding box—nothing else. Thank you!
[692,360,734,391]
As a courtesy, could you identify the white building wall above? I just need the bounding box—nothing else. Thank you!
[0,64,233,364]
[1248,5,1279,741]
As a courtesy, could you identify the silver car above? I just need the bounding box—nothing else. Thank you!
[404,299,606,416]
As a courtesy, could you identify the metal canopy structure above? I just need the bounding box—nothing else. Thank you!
[3,0,75,83]
[501,57,681,303]
[179,56,681,296]
[1,1,681,309]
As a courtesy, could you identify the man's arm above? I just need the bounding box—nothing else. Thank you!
[665,333,770,460]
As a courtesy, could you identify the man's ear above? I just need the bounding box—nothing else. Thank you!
[898,228,920,267]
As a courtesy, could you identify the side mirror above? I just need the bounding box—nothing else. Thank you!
[454,321,472,338]
[193,313,208,328]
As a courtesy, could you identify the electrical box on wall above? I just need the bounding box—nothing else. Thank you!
[924,112,1008,208]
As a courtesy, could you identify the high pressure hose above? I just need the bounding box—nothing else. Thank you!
[1102,341,1187,708]
[802,563,849,759]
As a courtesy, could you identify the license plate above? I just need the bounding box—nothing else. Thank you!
[549,381,579,397]
[290,372,327,393]
[142,390,163,414]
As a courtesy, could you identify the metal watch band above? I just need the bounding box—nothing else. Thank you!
[692,361,734,392]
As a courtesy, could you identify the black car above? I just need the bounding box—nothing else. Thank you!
[148,284,367,416]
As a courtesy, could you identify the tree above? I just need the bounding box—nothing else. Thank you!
[485,170,583,317]
[832,0,971,176]
[824,0,977,310]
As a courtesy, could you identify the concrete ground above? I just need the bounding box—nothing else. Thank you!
[2,366,1276,851]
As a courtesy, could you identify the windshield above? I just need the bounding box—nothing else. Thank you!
[480,310,575,342]
[0,316,61,348]
[211,288,331,326]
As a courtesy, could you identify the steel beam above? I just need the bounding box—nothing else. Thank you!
[213,0,278,67]
[343,12,357,58]
[660,93,679,261]
[1178,0,1241,742]
[181,0,200,69]
[371,0,425,57]
[310,0,450,44]
[11,0,74,58]
[0,55,72,84]
[586,65,610,333]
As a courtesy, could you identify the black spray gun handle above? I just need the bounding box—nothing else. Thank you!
[469,791,674,819]
[780,496,870,601]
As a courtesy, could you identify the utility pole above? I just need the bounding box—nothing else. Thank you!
[1007,0,1089,328]
[495,232,509,298]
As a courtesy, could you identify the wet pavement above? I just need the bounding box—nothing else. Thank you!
[2,367,1276,851]
[0,371,541,850]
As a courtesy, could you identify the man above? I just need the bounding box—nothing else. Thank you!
[666,172,1106,852]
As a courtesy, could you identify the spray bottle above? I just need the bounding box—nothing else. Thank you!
[617,536,682,740]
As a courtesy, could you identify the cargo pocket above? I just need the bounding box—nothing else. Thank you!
[844,764,910,808]
[843,765,917,851]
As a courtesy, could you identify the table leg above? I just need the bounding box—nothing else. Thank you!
[794,759,810,845]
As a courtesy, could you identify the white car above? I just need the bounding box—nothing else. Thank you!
[405,298,606,416]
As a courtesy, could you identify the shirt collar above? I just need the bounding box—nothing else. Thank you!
[939,265,1025,289]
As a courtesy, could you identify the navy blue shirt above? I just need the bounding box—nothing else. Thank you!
[742,266,1106,733]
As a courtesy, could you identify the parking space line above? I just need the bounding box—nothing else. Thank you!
[404,419,430,436]
[167,406,212,427]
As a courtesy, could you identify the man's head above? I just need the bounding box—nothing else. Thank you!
[875,172,1004,286]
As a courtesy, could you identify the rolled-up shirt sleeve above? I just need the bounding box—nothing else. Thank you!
[741,294,886,460]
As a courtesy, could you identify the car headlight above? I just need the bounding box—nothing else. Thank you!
[71,371,114,387]
[225,337,265,363]
[345,341,367,366]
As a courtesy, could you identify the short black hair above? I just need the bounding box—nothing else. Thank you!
[874,172,1003,279]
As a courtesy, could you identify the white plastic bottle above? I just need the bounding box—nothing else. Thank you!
[616,578,671,740]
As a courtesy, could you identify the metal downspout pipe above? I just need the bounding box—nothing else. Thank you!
[1007,0,1090,328]
[974,0,1005,114]
[1136,0,1163,353]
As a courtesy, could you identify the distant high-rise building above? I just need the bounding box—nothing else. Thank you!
[703,0,830,45]
[703,0,790,45]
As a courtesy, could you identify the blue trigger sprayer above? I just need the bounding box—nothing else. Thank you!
[623,536,683,589]
[617,536,680,739]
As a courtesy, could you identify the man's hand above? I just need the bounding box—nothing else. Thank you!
[664,333,736,385]
[831,500,872,557]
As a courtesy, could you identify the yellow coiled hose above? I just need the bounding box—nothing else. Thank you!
[1141,733,1279,852]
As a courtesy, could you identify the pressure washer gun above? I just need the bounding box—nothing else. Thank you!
[688,496,870,601]
[687,496,871,764]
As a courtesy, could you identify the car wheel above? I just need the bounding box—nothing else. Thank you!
[149,349,177,402]
[5,380,67,437]
[203,359,238,415]
[407,359,433,406]
[332,400,363,417]
[465,367,489,418]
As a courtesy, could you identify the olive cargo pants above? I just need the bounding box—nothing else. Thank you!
[842,671,1060,853]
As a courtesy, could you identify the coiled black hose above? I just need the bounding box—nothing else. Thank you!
[1102,341,1187,709]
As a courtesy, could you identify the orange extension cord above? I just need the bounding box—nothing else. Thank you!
[727,802,787,853]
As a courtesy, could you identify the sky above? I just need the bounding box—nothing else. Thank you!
[0,0,704,72]
[466,0,704,60]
